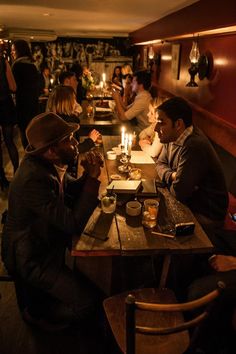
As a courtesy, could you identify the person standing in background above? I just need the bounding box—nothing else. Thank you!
[39,64,54,96]
[0,45,19,189]
[11,39,40,148]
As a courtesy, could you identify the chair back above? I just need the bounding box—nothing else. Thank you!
[104,282,225,354]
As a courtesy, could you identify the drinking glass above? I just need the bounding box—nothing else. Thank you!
[86,104,94,117]
[101,193,117,214]
[142,199,159,228]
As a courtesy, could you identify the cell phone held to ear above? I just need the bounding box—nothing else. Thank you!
[175,222,195,236]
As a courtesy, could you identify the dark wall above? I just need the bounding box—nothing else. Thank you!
[130,0,236,44]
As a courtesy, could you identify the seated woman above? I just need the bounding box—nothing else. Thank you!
[121,64,135,105]
[47,85,100,154]
[112,65,123,88]
[139,97,162,158]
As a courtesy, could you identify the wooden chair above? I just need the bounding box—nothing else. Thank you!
[103,282,225,354]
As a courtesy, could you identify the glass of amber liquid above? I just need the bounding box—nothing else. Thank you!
[142,199,159,228]
[86,104,94,117]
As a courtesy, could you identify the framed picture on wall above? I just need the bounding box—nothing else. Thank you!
[171,44,181,80]
[143,47,148,69]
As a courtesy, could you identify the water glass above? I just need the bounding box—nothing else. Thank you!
[101,193,117,214]
[142,199,159,228]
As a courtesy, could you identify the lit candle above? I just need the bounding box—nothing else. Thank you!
[50,78,54,86]
[128,134,132,156]
[102,73,106,82]
[100,81,104,89]
[125,133,128,154]
[121,126,125,146]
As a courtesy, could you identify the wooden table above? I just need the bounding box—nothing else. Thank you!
[79,100,121,136]
[72,136,213,294]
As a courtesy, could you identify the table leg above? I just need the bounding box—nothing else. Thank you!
[159,255,171,289]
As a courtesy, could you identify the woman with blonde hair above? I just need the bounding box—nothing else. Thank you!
[139,97,163,158]
[47,85,100,153]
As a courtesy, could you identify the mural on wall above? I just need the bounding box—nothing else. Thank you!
[31,38,131,77]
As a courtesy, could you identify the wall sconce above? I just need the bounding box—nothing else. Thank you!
[148,45,154,60]
[186,40,200,87]
[186,39,211,87]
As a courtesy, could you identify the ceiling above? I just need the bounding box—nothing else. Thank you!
[0,0,198,39]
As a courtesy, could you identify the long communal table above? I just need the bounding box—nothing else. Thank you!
[72,136,213,294]
[79,100,121,136]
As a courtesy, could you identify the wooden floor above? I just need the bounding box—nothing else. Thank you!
[0,128,119,354]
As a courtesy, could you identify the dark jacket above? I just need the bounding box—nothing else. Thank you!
[2,154,100,290]
[12,57,40,127]
[156,127,228,221]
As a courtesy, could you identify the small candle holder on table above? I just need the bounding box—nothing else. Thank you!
[118,145,131,173]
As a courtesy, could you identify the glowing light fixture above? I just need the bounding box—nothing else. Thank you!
[186,39,200,87]
[148,45,154,60]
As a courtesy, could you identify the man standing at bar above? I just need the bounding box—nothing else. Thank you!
[2,112,103,330]
[112,70,151,134]
[155,96,228,230]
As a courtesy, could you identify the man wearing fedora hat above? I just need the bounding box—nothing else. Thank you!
[2,112,104,330]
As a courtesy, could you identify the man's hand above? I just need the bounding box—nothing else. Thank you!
[80,150,104,178]
[112,89,121,101]
[88,129,100,142]
[209,255,236,272]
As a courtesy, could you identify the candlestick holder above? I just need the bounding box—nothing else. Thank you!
[118,152,131,173]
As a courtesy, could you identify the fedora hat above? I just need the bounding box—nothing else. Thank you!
[25,112,80,155]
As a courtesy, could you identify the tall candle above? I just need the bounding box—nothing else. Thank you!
[124,133,128,154]
[128,134,132,156]
[102,73,106,82]
[121,126,125,146]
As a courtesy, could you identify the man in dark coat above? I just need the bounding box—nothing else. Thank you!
[2,112,103,330]
[155,97,228,230]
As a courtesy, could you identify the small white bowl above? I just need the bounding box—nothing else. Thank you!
[107,151,117,160]
[126,201,142,216]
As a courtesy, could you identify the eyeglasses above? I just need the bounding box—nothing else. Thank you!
[229,212,236,222]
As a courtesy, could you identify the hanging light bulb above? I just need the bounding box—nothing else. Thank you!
[148,45,154,60]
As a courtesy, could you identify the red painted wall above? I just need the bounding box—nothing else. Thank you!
[129,0,236,155]
[151,34,236,126]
